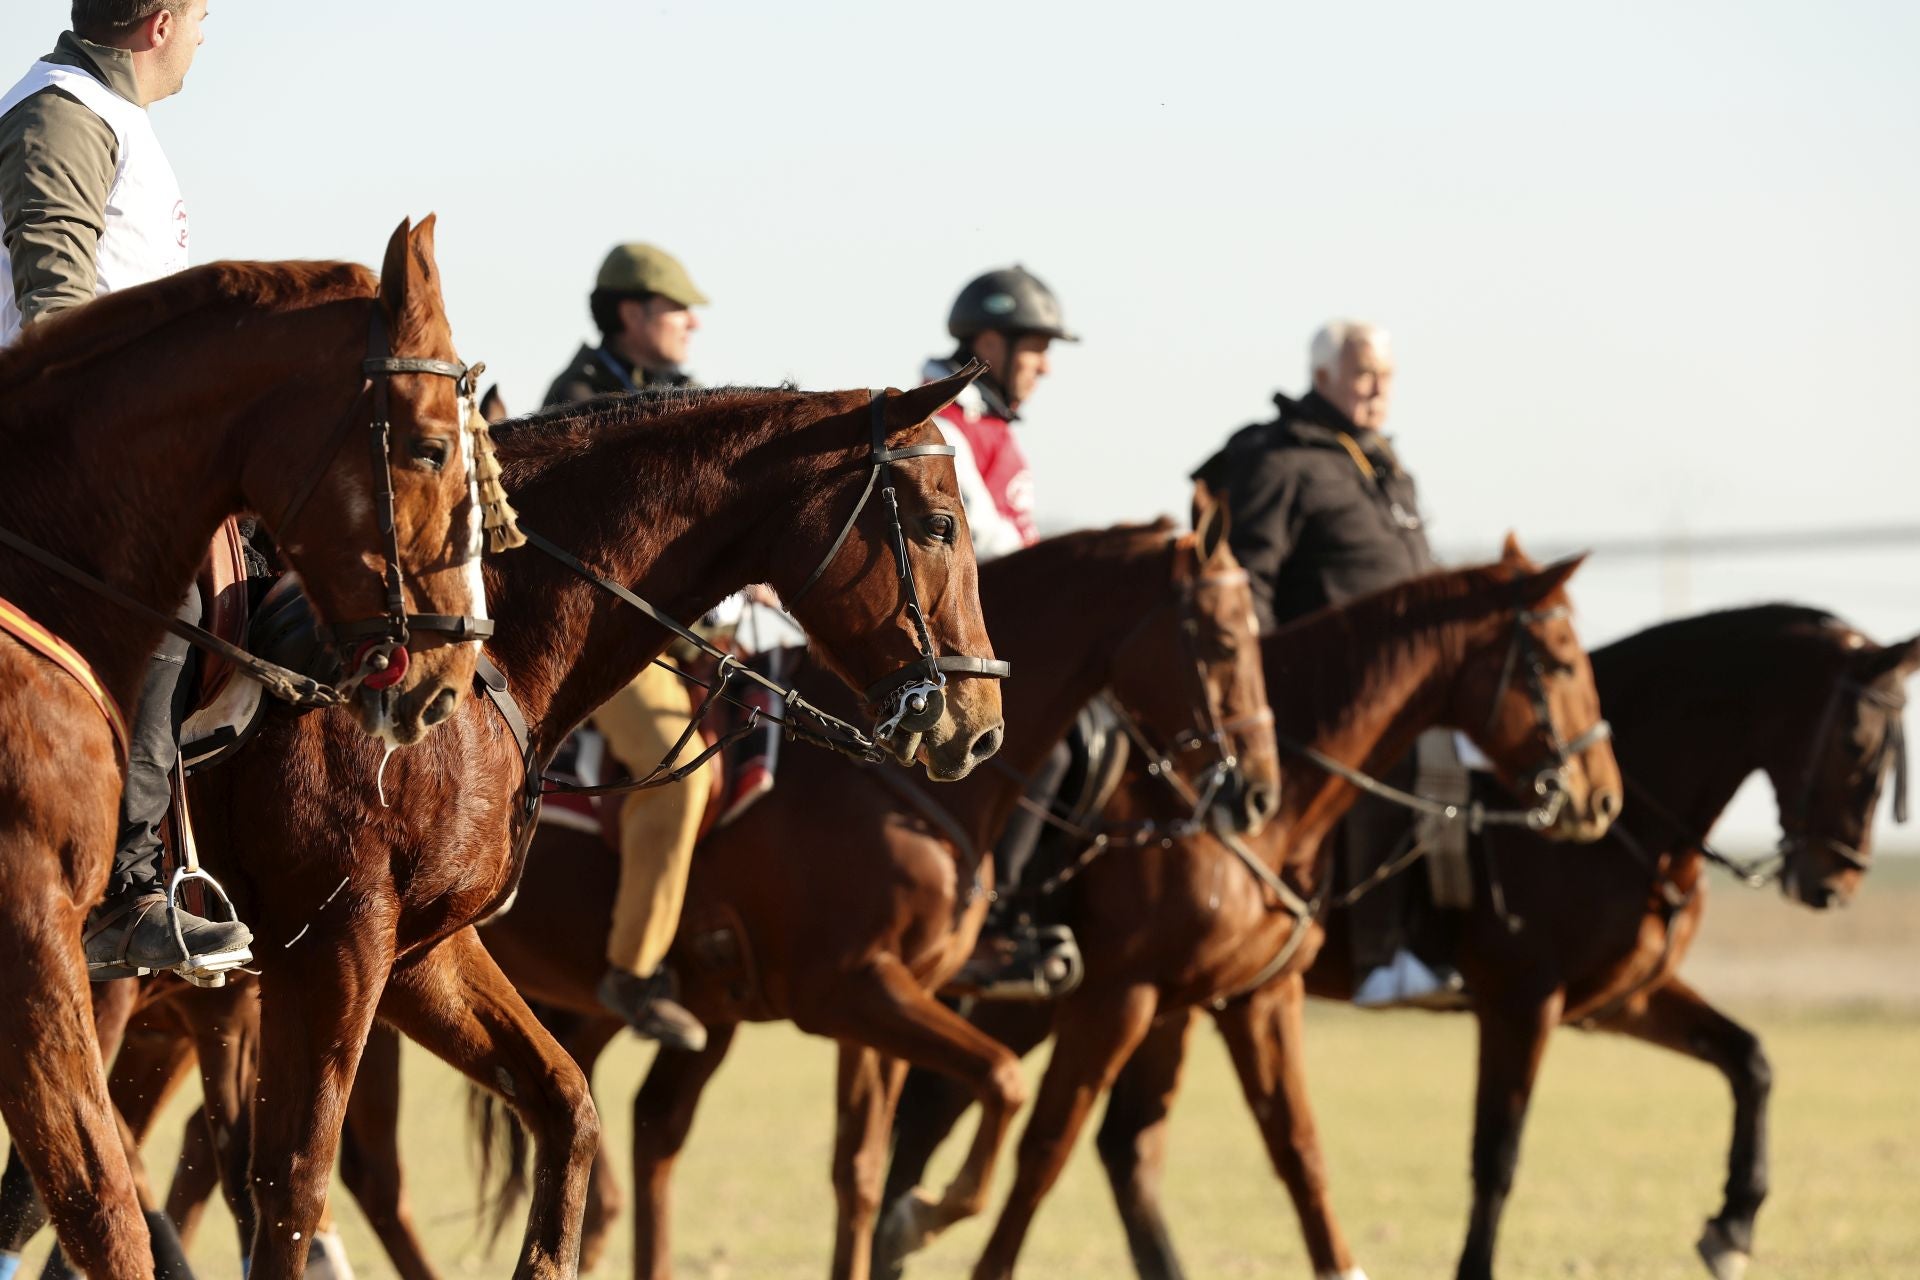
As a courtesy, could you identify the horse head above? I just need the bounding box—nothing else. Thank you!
[269,216,487,746]
[1450,534,1623,841]
[771,369,1005,782]
[1770,628,1917,909]
[1106,492,1280,836]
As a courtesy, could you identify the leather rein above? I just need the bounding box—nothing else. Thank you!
[0,307,492,708]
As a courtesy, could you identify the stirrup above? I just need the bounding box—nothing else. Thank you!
[956,923,1084,1002]
[162,865,254,988]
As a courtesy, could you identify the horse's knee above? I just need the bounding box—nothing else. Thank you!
[1737,1038,1772,1101]
[551,1066,601,1166]
[985,1053,1027,1116]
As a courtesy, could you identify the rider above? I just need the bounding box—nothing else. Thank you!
[0,0,254,979]
[922,266,1086,997]
[1193,320,1466,1009]
[545,242,718,1052]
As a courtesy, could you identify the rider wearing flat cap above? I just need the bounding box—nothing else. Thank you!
[543,242,707,405]
[1194,320,1467,1009]
[0,0,255,981]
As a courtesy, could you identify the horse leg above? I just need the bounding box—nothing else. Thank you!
[0,869,153,1280]
[971,983,1159,1280]
[1599,979,1769,1280]
[830,1045,909,1280]
[879,1000,1055,1250]
[178,981,265,1260]
[631,1023,738,1280]
[1456,988,1563,1280]
[560,1020,624,1276]
[1212,975,1363,1279]
[247,931,392,1280]
[1094,1009,1196,1280]
[807,961,1025,1279]
[336,1022,439,1280]
[378,928,598,1280]
[165,1114,221,1250]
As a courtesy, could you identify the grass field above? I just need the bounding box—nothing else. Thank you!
[9,860,1918,1278]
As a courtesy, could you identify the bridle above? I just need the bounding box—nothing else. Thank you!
[1480,602,1613,830]
[784,386,1010,744]
[0,305,493,710]
[275,306,495,691]
[1778,676,1908,875]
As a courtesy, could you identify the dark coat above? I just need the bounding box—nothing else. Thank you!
[1192,390,1434,633]
[542,343,694,408]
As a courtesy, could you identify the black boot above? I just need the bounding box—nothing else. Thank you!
[598,967,709,1053]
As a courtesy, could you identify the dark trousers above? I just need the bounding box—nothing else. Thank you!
[106,589,200,905]
[1339,752,1420,974]
[994,739,1073,899]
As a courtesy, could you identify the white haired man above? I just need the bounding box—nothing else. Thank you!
[1193,320,1464,1008]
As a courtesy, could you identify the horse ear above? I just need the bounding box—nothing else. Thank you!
[1500,531,1531,567]
[1858,634,1920,682]
[479,384,508,425]
[378,217,413,321]
[882,358,985,434]
[1517,552,1588,605]
[1194,482,1231,565]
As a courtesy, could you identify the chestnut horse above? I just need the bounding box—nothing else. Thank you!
[1061,604,1917,1280]
[93,511,1279,1280]
[881,539,1623,1280]
[170,371,1004,1279]
[0,217,483,1278]
[469,511,1281,1280]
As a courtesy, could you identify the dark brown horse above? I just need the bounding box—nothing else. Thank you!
[1057,604,1916,1280]
[0,217,484,1278]
[880,538,1623,1280]
[177,371,1006,1279]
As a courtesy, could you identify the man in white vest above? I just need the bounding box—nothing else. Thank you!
[0,0,253,980]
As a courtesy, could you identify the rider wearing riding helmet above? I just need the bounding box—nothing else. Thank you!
[0,0,256,981]
[1193,320,1467,1009]
[922,266,1090,998]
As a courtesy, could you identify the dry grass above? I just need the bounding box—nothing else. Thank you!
[8,860,1918,1278]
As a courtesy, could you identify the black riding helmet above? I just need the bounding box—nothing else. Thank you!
[947,266,1080,344]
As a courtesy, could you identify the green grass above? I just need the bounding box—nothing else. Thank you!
[10,861,1919,1277]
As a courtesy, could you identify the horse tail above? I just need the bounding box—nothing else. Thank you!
[466,1081,530,1248]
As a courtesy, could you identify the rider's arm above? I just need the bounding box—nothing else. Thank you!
[0,89,117,326]
[1220,453,1307,634]
[940,423,1027,562]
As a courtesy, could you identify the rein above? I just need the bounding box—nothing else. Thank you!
[0,307,494,708]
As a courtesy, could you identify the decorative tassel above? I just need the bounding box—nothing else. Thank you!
[466,407,526,552]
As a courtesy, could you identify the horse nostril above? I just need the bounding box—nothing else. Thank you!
[1594,788,1623,823]
[1250,784,1280,823]
[968,723,1005,764]
[421,687,458,726]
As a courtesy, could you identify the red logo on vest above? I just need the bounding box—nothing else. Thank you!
[172,200,189,250]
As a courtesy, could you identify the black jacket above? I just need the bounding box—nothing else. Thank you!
[1192,391,1434,632]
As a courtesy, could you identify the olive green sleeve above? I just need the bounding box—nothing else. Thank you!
[0,88,117,325]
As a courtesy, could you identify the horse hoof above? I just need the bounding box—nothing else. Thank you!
[304,1229,356,1280]
[1696,1221,1750,1280]
[873,1188,941,1276]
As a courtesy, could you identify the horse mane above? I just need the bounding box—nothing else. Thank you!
[1265,561,1524,747]
[981,519,1182,591]
[1593,603,1850,702]
[0,259,378,389]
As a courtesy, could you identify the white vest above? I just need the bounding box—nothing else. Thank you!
[0,61,187,345]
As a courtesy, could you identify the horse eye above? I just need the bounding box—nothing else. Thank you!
[924,514,956,543]
[408,436,452,472]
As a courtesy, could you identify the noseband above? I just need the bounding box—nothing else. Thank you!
[276,307,494,688]
[785,389,1010,742]
[1780,676,1909,873]
[1484,603,1612,827]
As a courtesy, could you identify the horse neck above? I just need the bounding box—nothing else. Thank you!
[1266,585,1493,868]
[0,299,367,705]
[934,532,1183,851]
[483,406,837,754]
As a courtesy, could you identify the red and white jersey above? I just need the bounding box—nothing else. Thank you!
[920,358,1035,561]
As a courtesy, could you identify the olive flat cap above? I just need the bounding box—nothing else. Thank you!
[595,243,710,307]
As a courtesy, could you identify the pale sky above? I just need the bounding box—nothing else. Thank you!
[4,0,1915,847]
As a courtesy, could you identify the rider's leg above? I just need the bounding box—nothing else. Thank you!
[85,586,252,976]
[1345,752,1457,1008]
[592,663,708,1050]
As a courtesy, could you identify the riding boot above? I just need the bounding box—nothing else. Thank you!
[717,650,788,828]
[598,967,708,1053]
[84,588,253,980]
